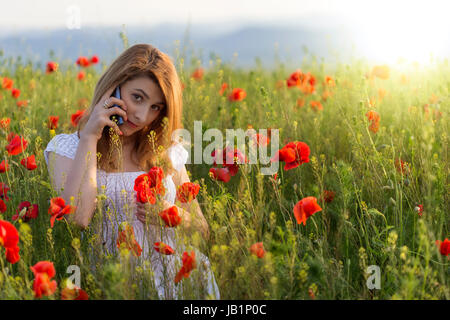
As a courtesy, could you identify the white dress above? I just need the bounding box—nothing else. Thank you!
[44,132,220,299]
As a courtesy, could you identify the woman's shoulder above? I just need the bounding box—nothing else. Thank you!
[166,141,189,172]
[44,132,80,164]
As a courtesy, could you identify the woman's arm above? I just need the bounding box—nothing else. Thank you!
[58,134,98,229]
[172,165,210,240]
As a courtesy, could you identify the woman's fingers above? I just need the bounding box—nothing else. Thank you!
[106,119,122,136]
[135,205,161,225]
[106,106,128,122]
[108,97,128,111]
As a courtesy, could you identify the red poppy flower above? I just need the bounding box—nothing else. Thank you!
[302,73,316,94]
[293,196,322,226]
[0,199,6,213]
[175,251,196,283]
[435,239,450,256]
[31,260,56,276]
[48,116,59,130]
[415,204,424,217]
[287,70,302,87]
[228,88,246,102]
[271,141,310,171]
[307,72,316,86]
[46,61,58,74]
[0,182,10,201]
[219,82,228,96]
[371,65,390,79]
[48,197,76,228]
[211,146,247,176]
[252,133,270,147]
[7,132,15,142]
[147,166,165,192]
[5,134,28,156]
[158,205,182,227]
[70,110,85,127]
[0,219,18,247]
[0,219,20,264]
[11,88,20,99]
[76,56,90,67]
[90,55,99,64]
[301,84,316,94]
[154,242,175,255]
[310,100,323,111]
[134,178,155,204]
[321,190,335,203]
[191,68,204,80]
[30,261,57,298]
[134,167,165,204]
[61,286,89,300]
[324,76,335,86]
[116,222,142,257]
[16,100,28,108]
[12,201,39,222]
[0,117,10,129]
[2,77,13,90]
[20,154,37,170]
[176,182,200,203]
[395,158,410,175]
[297,98,305,108]
[77,71,85,81]
[5,245,20,264]
[209,167,231,183]
[287,70,316,94]
[308,288,316,299]
[0,159,9,173]
[366,110,380,122]
[250,242,266,258]
[61,285,89,300]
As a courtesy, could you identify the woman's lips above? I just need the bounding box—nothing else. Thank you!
[127,120,138,128]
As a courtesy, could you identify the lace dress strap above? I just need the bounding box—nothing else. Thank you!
[167,142,189,172]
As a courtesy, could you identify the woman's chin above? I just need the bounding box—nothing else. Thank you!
[120,125,140,137]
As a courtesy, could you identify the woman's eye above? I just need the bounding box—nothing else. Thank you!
[151,105,161,111]
[132,94,142,102]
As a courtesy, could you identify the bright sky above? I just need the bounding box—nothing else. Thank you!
[1,0,449,62]
[0,0,445,30]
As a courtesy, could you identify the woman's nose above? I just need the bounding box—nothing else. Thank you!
[132,109,150,124]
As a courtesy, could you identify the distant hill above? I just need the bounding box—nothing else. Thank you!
[0,23,356,71]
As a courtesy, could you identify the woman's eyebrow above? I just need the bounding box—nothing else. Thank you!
[133,88,165,105]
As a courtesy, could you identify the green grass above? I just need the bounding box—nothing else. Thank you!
[0,40,448,299]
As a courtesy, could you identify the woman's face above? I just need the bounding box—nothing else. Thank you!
[119,75,166,136]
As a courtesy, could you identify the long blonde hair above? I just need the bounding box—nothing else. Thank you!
[76,44,183,175]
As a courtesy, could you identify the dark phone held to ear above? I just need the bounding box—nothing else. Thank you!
[110,86,124,126]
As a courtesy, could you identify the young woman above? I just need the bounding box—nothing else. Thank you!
[44,44,219,299]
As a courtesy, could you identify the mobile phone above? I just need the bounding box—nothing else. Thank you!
[110,86,124,126]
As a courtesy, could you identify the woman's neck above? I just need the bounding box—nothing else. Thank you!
[120,132,138,149]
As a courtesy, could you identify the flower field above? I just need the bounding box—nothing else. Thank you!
[0,40,448,300]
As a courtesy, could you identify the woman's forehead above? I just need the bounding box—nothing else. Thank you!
[125,76,164,100]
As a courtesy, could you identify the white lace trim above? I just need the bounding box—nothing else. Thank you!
[43,132,189,173]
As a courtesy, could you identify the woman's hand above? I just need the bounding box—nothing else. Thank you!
[135,199,173,225]
[79,86,129,141]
